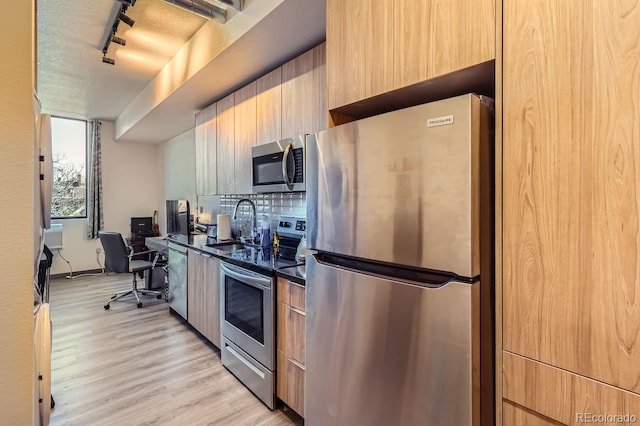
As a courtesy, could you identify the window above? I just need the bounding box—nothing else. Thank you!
[51,117,87,218]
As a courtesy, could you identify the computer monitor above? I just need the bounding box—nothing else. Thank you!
[130,216,154,238]
[166,200,190,236]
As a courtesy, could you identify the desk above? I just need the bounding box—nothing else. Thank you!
[144,236,168,257]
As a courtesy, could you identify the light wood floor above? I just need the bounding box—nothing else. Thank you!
[48,273,302,426]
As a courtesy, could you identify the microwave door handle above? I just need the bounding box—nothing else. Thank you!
[282,143,294,190]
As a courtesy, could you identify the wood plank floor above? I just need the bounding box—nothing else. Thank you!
[48,273,302,426]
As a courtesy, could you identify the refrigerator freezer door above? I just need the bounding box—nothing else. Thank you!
[305,254,477,425]
[307,94,491,277]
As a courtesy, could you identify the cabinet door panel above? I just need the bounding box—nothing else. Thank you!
[216,93,235,194]
[282,48,314,139]
[256,67,282,145]
[195,104,217,195]
[393,0,495,89]
[311,43,327,134]
[503,0,640,392]
[203,256,221,348]
[327,0,393,110]
[234,82,256,194]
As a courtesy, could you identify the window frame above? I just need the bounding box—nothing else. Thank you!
[50,116,89,220]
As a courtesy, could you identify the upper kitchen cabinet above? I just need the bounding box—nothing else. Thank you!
[502,0,640,396]
[216,93,235,195]
[234,82,257,194]
[327,0,393,110]
[256,67,282,145]
[327,0,495,111]
[393,0,494,89]
[282,43,328,139]
[195,103,217,196]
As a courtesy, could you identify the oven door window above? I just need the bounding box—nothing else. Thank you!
[224,275,264,344]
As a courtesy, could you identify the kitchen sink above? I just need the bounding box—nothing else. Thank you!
[206,241,254,252]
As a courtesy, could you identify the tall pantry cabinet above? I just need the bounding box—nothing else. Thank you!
[501,0,640,423]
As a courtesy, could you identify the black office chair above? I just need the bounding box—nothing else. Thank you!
[99,231,164,309]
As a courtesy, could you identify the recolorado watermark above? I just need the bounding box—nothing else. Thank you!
[576,413,637,423]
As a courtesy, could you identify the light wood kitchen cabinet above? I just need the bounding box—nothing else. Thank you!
[502,352,640,425]
[195,102,217,195]
[326,0,394,110]
[281,44,327,139]
[503,0,640,392]
[234,82,256,194]
[187,249,221,348]
[256,67,282,145]
[276,277,306,417]
[216,93,235,195]
[501,0,640,419]
[393,0,494,89]
[327,0,494,111]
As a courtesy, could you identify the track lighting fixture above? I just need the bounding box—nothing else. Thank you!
[118,12,135,27]
[111,36,126,46]
[100,1,137,64]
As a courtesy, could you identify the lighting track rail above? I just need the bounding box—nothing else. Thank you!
[101,0,137,65]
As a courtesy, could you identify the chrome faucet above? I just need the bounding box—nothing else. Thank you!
[232,198,258,243]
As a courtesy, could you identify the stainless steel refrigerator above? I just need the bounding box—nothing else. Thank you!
[306,94,494,426]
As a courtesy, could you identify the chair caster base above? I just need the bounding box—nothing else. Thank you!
[156,294,162,299]
[137,302,142,308]
[104,304,110,310]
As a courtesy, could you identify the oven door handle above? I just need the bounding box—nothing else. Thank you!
[221,262,271,289]
[281,142,294,190]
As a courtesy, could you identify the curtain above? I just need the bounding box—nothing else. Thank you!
[86,120,103,239]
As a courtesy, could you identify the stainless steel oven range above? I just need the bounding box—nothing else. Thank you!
[220,261,275,409]
[219,216,306,409]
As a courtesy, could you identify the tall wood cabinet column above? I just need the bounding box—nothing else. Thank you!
[501,0,640,422]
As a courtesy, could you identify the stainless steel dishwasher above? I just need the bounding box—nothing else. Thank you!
[167,242,188,319]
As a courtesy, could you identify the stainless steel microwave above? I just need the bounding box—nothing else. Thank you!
[251,135,305,193]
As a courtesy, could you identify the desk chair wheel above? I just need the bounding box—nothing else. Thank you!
[156,294,162,299]
[104,304,110,310]
[137,302,142,309]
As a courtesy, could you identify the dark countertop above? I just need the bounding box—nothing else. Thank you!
[147,234,302,277]
[276,264,306,286]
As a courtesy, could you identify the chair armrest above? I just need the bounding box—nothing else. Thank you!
[126,249,157,260]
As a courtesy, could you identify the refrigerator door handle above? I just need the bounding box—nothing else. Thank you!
[311,252,472,287]
[281,142,294,190]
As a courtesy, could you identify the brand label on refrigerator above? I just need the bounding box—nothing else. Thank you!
[426,115,454,127]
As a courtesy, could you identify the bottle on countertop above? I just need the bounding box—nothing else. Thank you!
[296,232,307,263]
[273,231,279,256]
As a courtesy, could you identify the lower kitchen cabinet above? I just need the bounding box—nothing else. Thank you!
[276,277,306,417]
[187,249,221,348]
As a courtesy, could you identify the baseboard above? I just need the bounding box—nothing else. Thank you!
[51,269,105,280]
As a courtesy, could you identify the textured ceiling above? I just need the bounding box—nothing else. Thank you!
[36,0,327,143]
[37,0,208,120]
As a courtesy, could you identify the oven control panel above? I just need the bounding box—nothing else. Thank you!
[277,216,306,239]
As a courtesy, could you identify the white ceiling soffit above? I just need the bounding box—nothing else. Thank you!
[37,0,210,121]
[116,0,326,144]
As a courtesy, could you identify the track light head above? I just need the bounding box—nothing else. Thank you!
[102,56,115,65]
[111,36,126,46]
[119,12,135,27]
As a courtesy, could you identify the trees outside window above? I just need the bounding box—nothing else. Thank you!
[51,117,87,218]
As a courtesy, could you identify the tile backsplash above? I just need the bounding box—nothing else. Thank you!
[197,193,306,239]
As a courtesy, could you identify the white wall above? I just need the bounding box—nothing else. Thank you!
[50,121,161,275]
[159,129,196,235]
[0,0,34,422]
